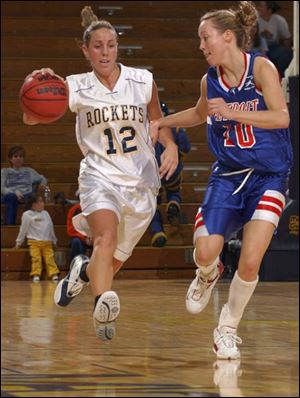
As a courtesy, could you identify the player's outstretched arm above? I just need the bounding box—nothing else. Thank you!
[150,75,208,139]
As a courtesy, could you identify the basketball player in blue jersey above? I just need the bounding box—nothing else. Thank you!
[23,6,178,339]
[150,1,293,359]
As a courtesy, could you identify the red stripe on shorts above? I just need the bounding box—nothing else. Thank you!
[256,204,282,217]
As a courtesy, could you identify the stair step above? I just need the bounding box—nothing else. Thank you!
[1,203,200,225]
[1,246,196,278]
[1,224,194,248]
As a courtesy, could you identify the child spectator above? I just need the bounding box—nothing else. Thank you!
[1,146,47,224]
[15,194,60,282]
[150,102,191,247]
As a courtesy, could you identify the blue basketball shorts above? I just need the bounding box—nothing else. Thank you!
[194,170,289,243]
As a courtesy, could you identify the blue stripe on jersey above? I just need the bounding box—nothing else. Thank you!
[206,52,293,174]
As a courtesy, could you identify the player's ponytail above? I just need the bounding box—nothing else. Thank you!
[80,6,118,46]
[235,2,258,49]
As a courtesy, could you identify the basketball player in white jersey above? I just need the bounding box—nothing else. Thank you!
[23,6,178,339]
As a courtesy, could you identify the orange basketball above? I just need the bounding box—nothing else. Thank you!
[19,73,68,124]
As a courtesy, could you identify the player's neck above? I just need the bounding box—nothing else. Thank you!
[219,50,245,88]
[94,64,121,91]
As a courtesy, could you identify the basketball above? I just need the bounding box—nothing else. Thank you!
[19,72,68,123]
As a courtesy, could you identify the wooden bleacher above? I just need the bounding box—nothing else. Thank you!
[1,1,294,280]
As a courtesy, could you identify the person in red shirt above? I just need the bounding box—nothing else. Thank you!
[67,202,93,262]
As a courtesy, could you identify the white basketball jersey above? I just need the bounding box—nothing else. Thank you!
[66,64,160,189]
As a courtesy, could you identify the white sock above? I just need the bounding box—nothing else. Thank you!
[193,249,219,276]
[219,271,259,329]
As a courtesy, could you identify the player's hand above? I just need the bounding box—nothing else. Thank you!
[207,98,232,120]
[24,68,64,83]
[159,142,178,180]
[23,113,40,125]
[149,120,160,145]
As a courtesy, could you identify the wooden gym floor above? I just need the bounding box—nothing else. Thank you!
[1,279,299,397]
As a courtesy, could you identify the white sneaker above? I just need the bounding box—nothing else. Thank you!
[93,291,120,338]
[54,255,89,307]
[93,291,120,323]
[186,261,224,314]
[32,275,40,283]
[213,326,242,359]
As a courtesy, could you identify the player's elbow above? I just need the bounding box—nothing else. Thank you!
[279,110,290,129]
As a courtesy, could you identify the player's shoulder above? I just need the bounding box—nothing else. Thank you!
[66,72,95,89]
[120,63,153,84]
[253,54,278,77]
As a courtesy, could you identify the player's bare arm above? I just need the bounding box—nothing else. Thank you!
[207,58,290,129]
[147,82,178,180]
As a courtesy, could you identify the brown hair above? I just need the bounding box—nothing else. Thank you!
[81,6,118,46]
[200,1,258,50]
[8,145,25,159]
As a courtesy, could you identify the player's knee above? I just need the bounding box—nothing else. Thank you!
[93,232,117,253]
[239,257,260,279]
[194,248,216,267]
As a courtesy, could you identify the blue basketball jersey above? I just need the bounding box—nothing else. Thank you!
[206,52,293,174]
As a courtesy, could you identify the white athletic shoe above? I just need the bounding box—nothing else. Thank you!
[186,261,224,314]
[54,255,89,307]
[93,291,120,339]
[213,326,242,359]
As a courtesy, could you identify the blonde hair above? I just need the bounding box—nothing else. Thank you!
[80,6,118,45]
[200,1,257,50]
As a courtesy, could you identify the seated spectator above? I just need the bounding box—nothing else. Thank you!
[1,146,47,224]
[248,22,269,55]
[67,199,93,263]
[15,194,60,282]
[150,102,191,247]
[257,1,293,77]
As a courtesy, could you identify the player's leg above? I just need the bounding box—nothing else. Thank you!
[213,182,287,359]
[213,219,275,359]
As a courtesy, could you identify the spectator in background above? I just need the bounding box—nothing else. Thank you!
[15,194,60,282]
[150,102,191,247]
[257,1,293,77]
[1,145,47,224]
[67,196,93,262]
[248,22,269,54]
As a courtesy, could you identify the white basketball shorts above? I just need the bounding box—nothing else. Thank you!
[73,171,157,262]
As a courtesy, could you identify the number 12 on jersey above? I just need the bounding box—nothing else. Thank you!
[104,126,138,154]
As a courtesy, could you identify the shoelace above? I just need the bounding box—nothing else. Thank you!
[65,276,84,297]
[215,330,242,348]
[192,269,218,299]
